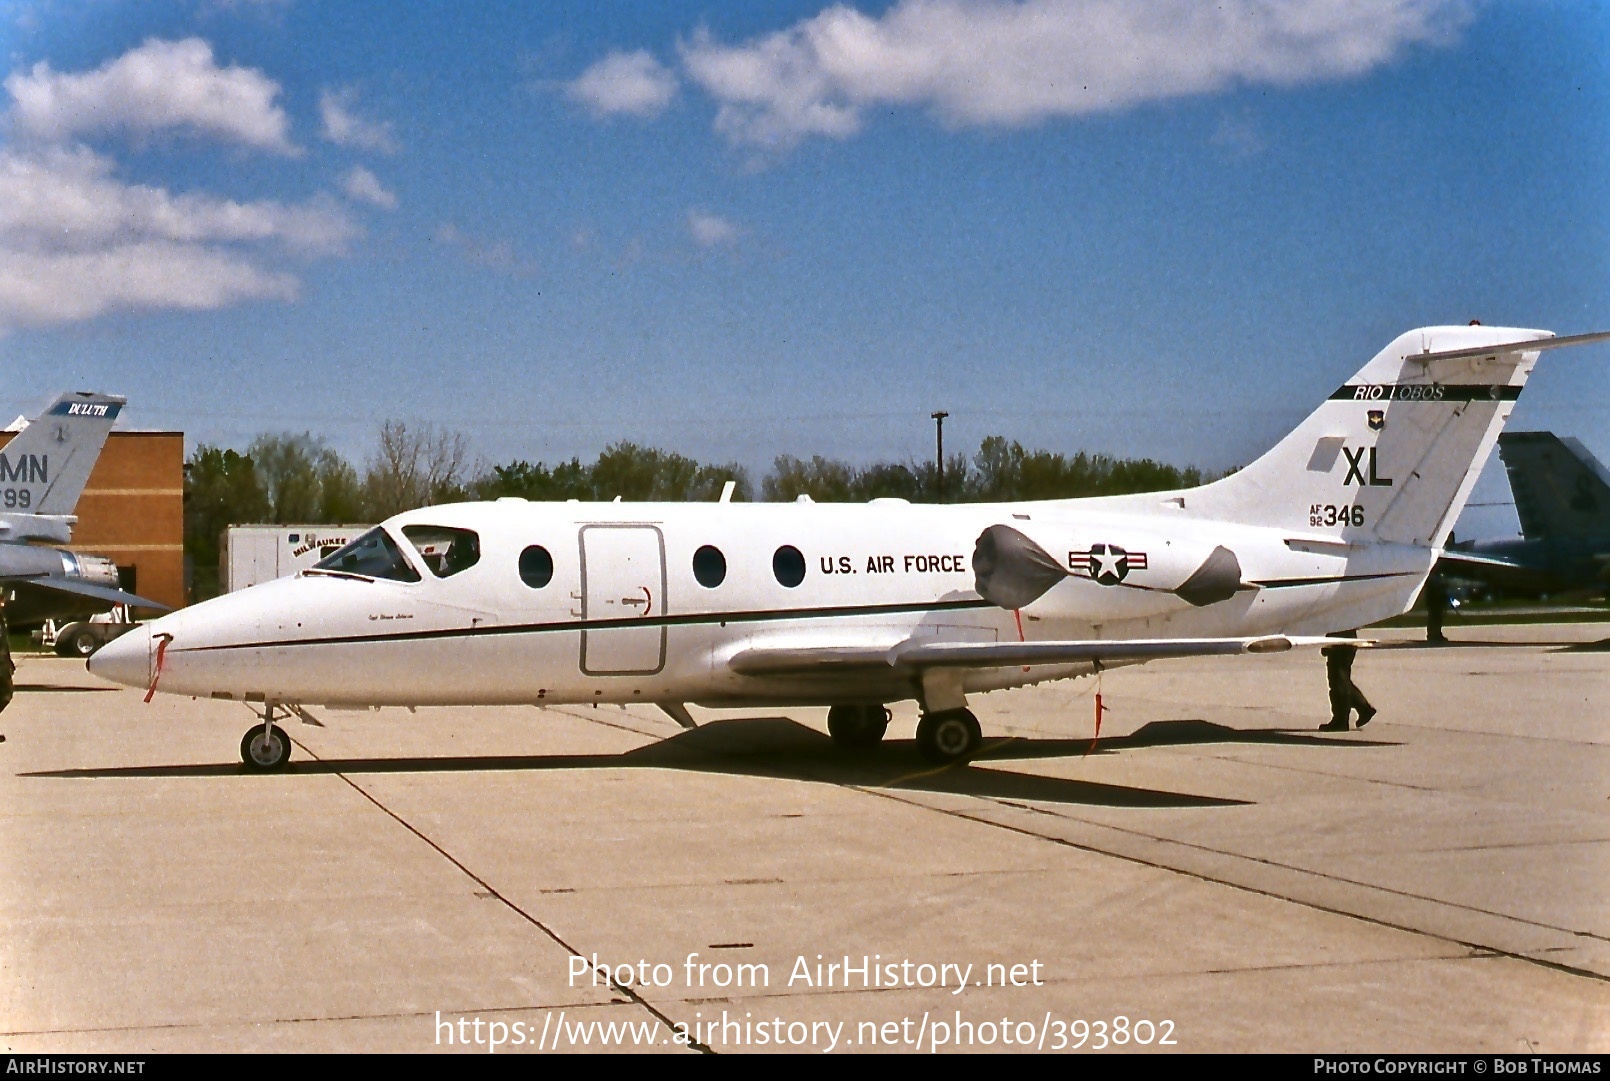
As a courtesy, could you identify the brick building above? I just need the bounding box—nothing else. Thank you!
[0,429,186,611]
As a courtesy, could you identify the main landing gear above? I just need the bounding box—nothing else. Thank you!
[826,703,889,748]
[826,702,982,763]
[241,704,294,771]
[915,709,981,763]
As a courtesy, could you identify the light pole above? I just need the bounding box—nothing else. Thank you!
[931,411,949,502]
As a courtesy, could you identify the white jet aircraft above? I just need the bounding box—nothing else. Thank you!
[89,325,1609,770]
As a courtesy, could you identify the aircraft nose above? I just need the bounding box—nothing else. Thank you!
[87,626,151,690]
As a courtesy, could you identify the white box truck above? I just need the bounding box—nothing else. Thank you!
[222,525,373,593]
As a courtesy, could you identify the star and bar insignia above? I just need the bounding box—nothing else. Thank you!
[1068,543,1148,585]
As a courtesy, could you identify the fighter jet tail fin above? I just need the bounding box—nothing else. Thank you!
[1,392,126,517]
[1498,431,1610,541]
[1140,327,1607,548]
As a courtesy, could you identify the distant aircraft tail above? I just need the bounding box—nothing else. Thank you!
[1497,431,1610,541]
[0,392,125,516]
[1132,326,1610,548]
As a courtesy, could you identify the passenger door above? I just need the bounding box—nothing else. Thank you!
[579,525,667,675]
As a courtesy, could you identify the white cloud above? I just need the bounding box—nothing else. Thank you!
[4,37,297,153]
[671,0,1470,149]
[320,87,398,153]
[340,165,398,209]
[0,146,356,331]
[0,242,300,329]
[687,209,741,248]
[566,49,678,117]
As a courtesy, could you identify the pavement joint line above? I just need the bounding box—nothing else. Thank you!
[286,733,715,1054]
[1408,837,1610,854]
[493,864,1058,898]
[833,781,1610,984]
[1202,753,1444,792]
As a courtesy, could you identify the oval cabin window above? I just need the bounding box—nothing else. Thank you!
[772,545,806,588]
[519,545,554,589]
[693,545,727,588]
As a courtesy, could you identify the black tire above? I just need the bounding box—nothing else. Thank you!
[53,624,88,658]
[916,709,981,763]
[827,704,890,748]
[65,628,103,658]
[240,724,292,771]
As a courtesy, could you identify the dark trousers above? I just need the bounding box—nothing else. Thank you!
[1325,646,1370,724]
[0,614,12,715]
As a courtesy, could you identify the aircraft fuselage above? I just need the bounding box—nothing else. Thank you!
[95,498,1431,709]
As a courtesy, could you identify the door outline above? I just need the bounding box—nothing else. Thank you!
[578,524,668,676]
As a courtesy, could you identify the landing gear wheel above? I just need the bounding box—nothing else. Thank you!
[66,628,102,657]
[241,724,292,771]
[827,704,890,748]
[916,709,981,763]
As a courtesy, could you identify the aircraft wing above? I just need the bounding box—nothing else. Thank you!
[1437,550,1527,572]
[727,635,1357,676]
[1,574,171,611]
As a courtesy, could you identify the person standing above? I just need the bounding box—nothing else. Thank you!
[0,596,13,715]
[1320,632,1375,731]
[1423,574,1449,644]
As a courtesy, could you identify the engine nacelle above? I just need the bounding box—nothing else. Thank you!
[973,521,1251,619]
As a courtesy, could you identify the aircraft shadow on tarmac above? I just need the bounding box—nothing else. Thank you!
[25,717,1395,809]
[1556,636,1610,652]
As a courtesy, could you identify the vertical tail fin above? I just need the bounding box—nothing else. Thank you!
[1498,431,1610,540]
[1158,326,1563,546]
[1,392,125,516]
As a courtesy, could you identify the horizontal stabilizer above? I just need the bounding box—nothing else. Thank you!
[1406,329,1610,364]
[0,514,75,544]
[728,635,1362,677]
[1,574,170,611]
[1437,550,1527,572]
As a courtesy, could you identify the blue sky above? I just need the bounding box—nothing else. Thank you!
[1,1,1605,536]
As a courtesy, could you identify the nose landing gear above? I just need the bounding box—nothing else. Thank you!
[241,723,292,771]
[240,704,294,771]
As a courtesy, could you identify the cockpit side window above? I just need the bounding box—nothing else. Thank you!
[401,525,482,578]
[311,528,421,582]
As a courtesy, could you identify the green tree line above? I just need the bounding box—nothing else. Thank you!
[185,424,1206,599]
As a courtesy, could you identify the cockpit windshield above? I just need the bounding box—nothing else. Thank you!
[310,527,421,582]
[401,525,481,578]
